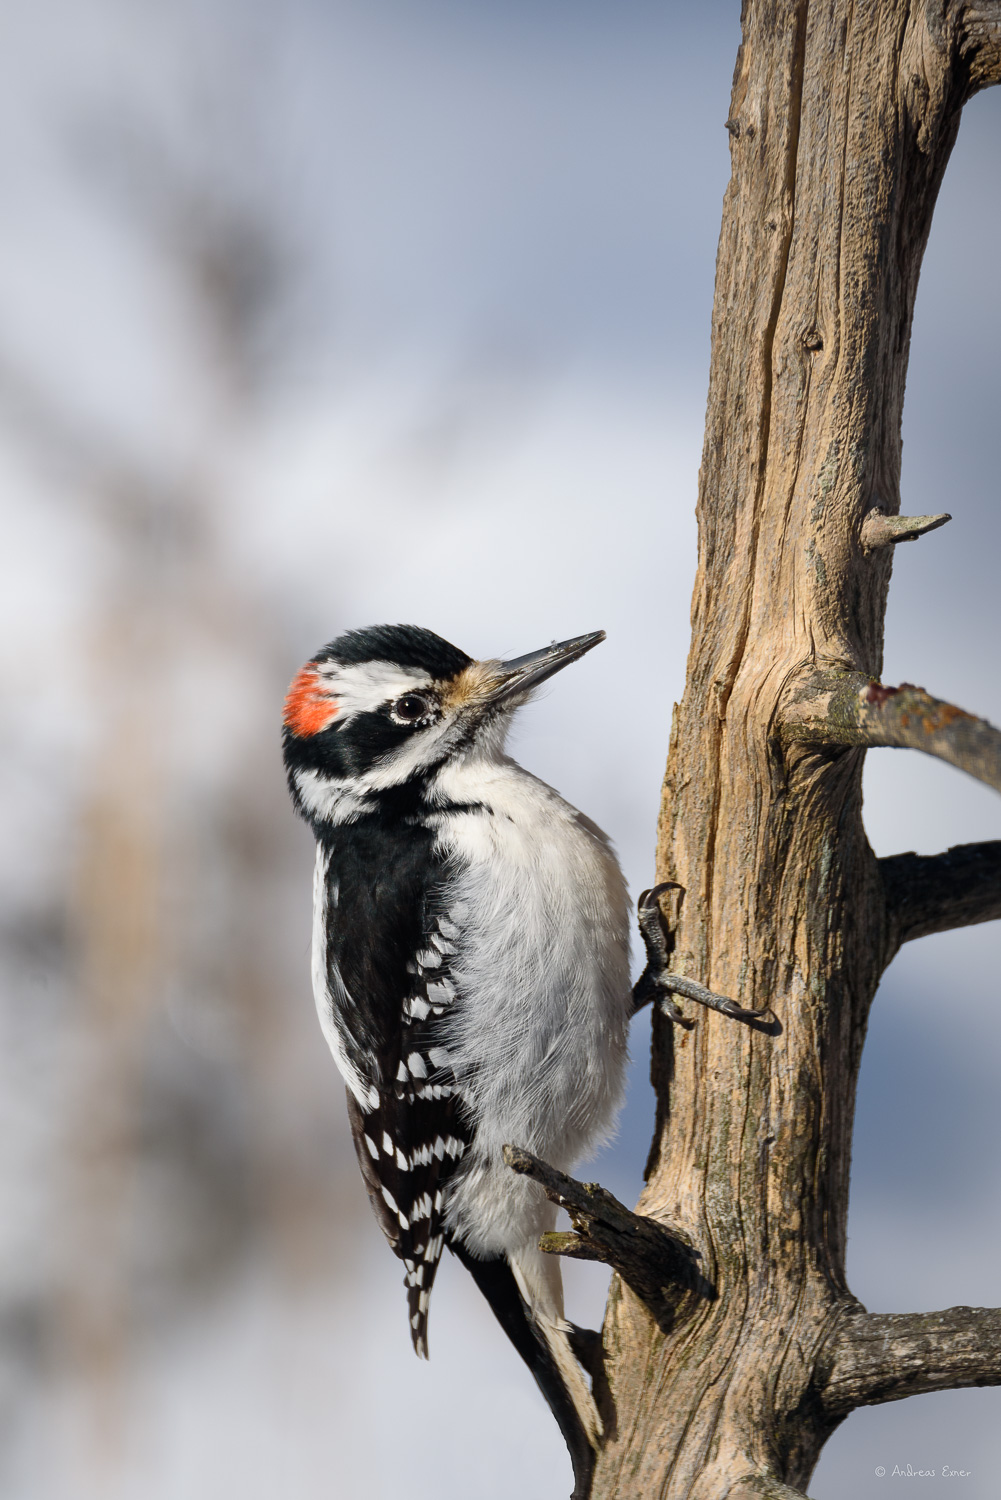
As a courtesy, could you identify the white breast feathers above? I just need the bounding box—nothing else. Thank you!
[428,752,632,1265]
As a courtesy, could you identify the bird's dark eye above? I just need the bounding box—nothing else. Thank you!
[392,693,432,723]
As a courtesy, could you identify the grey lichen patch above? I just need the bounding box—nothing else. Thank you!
[805,537,829,587]
[811,441,841,522]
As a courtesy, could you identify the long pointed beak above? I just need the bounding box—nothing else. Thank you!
[486,630,606,704]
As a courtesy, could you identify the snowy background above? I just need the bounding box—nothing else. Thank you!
[0,2,999,1496]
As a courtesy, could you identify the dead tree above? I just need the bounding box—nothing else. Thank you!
[508,4,1001,1494]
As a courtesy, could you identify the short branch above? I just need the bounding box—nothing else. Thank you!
[503,1144,712,1328]
[820,1305,1001,1416]
[881,841,1001,947]
[781,672,1001,793]
[957,1,1001,94]
[861,509,951,549]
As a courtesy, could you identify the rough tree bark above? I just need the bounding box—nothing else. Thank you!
[510,3,1001,1495]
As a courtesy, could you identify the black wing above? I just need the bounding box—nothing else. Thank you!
[319,816,469,1358]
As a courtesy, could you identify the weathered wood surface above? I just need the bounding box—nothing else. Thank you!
[585,5,1001,1496]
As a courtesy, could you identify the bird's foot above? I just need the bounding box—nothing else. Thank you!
[632,884,778,1032]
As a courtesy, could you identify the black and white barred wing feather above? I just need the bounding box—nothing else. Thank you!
[315,842,469,1358]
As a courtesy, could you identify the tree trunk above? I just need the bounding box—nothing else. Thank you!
[585,4,1001,1495]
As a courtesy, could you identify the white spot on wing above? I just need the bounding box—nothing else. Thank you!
[425,979,454,1007]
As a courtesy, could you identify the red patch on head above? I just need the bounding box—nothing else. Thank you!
[283,665,340,737]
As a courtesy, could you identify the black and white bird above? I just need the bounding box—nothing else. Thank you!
[282,623,632,1496]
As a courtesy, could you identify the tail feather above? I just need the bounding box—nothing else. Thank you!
[534,1310,602,1451]
[449,1238,598,1500]
[509,1249,602,1450]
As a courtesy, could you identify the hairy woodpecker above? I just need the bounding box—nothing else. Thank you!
[282,623,631,1496]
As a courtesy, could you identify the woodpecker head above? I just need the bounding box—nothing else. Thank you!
[282,623,604,825]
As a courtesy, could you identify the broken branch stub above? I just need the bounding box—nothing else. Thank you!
[860,509,951,549]
[502,1145,711,1329]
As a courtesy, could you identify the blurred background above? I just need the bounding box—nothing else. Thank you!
[0,2,998,1496]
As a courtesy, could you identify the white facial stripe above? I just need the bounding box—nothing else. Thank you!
[296,768,375,823]
[316,660,432,728]
[355,715,466,790]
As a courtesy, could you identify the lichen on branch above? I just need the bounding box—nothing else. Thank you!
[780,672,1001,793]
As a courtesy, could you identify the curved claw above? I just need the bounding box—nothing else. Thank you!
[638,881,684,911]
[657,994,695,1029]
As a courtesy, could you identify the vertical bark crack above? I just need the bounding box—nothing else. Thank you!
[715,0,810,722]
